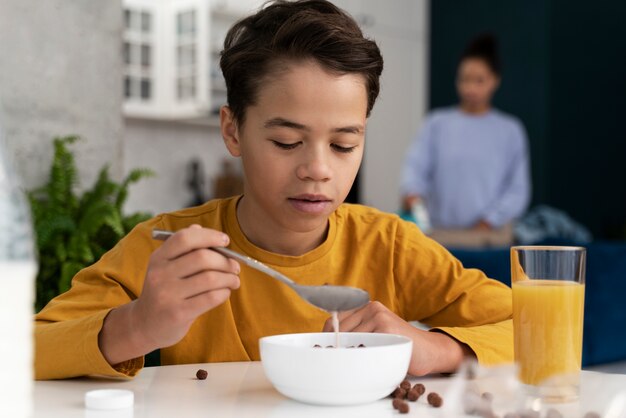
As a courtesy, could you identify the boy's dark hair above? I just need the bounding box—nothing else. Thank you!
[220,0,383,125]
[460,33,501,76]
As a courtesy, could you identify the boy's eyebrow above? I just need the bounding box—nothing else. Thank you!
[264,117,309,131]
[264,117,364,134]
[334,125,364,134]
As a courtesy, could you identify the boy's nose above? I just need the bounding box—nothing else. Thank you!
[296,151,331,182]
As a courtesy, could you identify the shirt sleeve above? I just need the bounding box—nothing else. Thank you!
[400,115,436,196]
[34,218,161,380]
[483,121,531,227]
[393,219,513,365]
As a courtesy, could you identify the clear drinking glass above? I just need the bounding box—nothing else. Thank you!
[511,246,586,403]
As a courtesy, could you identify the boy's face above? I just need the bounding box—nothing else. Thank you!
[222,60,367,236]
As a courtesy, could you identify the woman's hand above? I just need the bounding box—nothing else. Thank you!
[474,220,492,230]
[99,224,241,365]
[322,301,474,376]
[402,194,422,212]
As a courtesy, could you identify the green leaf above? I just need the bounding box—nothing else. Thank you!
[29,135,153,310]
[59,262,84,294]
[89,242,107,261]
[54,241,67,263]
[47,136,80,212]
[102,209,125,237]
[67,232,94,264]
[116,168,154,210]
[78,201,117,237]
[34,215,76,249]
[80,166,118,210]
[122,212,152,233]
[126,168,155,184]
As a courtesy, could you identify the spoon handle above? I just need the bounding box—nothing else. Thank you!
[151,229,297,288]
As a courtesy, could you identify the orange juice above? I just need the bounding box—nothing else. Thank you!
[513,280,585,386]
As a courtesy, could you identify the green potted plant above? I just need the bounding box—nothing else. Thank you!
[29,135,154,311]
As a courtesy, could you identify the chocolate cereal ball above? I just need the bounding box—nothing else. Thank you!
[427,392,443,407]
[195,369,208,380]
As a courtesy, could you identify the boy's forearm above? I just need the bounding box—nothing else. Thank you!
[409,330,475,376]
[433,331,475,373]
[98,301,155,366]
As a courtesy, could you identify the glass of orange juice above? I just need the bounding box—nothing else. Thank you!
[511,246,586,402]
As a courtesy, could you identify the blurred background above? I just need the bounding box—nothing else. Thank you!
[1,0,626,371]
[2,0,625,239]
[430,0,626,240]
[0,0,425,221]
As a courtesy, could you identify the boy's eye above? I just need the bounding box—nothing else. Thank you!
[331,144,357,154]
[271,141,300,150]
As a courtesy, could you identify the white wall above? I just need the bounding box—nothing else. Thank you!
[336,0,429,212]
[0,0,124,190]
[123,119,236,214]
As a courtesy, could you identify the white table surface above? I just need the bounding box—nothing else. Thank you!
[33,362,626,418]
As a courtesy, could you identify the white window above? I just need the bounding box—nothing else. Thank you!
[177,10,196,36]
[141,11,151,33]
[176,9,197,101]
[123,7,153,102]
[141,44,151,67]
[122,0,237,120]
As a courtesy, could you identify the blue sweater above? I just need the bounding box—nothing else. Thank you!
[401,107,531,228]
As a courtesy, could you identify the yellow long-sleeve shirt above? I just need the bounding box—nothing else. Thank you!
[34,196,513,380]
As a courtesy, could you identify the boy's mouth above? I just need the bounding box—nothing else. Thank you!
[288,194,333,214]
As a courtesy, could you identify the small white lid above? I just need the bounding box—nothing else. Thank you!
[85,389,134,410]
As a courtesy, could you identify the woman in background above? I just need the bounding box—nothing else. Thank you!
[401,34,530,245]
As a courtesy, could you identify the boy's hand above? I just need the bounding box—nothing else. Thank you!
[99,224,241,366]
[322,301,473,376]
[133,224,241,349]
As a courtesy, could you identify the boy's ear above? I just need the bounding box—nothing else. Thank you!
[220,106,241,157]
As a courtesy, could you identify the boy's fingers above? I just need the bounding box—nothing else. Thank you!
[181,271,240,299]
[337,307,360,321]
[351,318,378,333]
[322,318,333,332]
[167,248,239,279]
[157,225,230,260]
[336,310,365,332]
[185,288,232,318]
[322,306,367,332]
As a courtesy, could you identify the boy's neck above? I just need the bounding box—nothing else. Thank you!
[235,196,329,256]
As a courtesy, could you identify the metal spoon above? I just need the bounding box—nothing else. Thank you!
[151,229,370,312]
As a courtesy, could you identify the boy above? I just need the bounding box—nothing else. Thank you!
[35,0,513,380]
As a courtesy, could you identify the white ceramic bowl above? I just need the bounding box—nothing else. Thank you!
[259,332,412,406]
